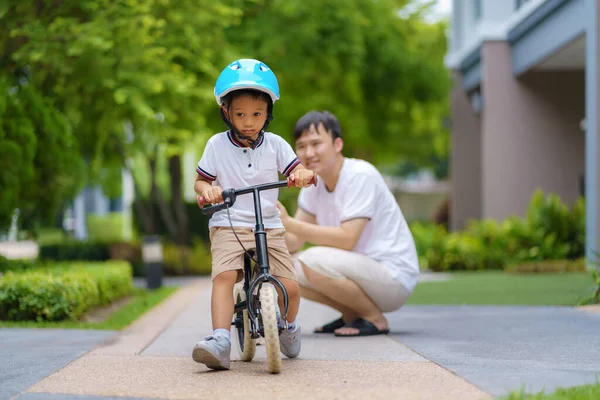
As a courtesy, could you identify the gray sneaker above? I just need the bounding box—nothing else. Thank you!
[279,324,301,358]
[192,335,231,370]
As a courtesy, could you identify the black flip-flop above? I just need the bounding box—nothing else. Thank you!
[333,318,389,337]
[313,317,346,334]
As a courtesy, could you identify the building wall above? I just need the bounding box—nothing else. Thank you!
[482,0,515,22]
[447,0,551,66]
[455,0,480,52]
[480,41,585,220]
[450,72,482,230]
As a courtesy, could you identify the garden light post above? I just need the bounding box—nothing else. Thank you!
[142,235,163,290]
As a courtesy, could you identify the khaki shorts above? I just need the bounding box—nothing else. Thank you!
[209,227,297,282]
[294,246,410,312]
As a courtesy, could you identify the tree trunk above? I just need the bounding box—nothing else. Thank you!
[115,140,157,236]
[149,150,179,241]
[130,168,156,235]
[120,157,155,235]
[169,154,190,246]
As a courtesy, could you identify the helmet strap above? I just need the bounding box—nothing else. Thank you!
[262,101,274,132]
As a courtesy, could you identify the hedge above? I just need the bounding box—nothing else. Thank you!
[0,261,133,322]
[132,201,212,244]
[38,240,212,277]
[505,259,586,274]
[39,242,112,262]
[411,190,586,271]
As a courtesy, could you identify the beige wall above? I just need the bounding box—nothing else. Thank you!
[480,41,585,221]
[450,72,482,231]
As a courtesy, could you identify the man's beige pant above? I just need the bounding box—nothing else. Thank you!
[294,246,411,313]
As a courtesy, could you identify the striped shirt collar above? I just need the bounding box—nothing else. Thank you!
[227,130,264,149]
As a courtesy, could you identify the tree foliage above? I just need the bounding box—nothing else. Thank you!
[219,0,450,167]
[0,0,450,238]
[0,79,36,229]
[0,0,243,239]
[0,78,83,230]
[5,0,241,170]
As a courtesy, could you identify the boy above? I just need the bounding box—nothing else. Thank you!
[192,59,315,370]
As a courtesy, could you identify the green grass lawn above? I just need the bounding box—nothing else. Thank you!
[0,286,177,330]
[502,382,600,400]
[407,272,596,306]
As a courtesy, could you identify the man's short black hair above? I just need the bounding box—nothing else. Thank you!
[293,110,342,141]
[221,89,271,108]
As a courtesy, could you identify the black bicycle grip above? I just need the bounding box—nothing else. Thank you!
[201,203,228,215]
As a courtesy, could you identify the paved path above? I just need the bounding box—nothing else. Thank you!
[2,277,599,400]
[0,329,114,400]
[388,305,600,397]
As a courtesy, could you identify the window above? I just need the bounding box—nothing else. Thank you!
[472,0,482,21]
[515,0,532,10]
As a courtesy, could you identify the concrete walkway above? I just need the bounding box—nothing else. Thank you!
[2,277,600,400]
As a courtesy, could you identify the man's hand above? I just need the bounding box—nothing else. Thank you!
[201,186,223,204]
[288,169,316,188]
[276,201,291,226]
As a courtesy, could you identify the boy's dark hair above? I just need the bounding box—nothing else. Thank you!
[293,110,342,141]
[221,89,271,108]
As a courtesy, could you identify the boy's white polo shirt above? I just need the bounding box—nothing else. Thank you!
[297,158,420,292]
[196,130,300,229]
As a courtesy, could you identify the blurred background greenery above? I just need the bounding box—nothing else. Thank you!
[0,0,591,287]
[0,0,453,271]
[0,1,597,323]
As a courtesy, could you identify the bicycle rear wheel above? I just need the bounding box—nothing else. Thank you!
[233,283,256,361]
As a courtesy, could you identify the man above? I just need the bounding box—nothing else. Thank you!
[276,110,420,337]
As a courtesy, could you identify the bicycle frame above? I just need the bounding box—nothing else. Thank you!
[200,180,291,328]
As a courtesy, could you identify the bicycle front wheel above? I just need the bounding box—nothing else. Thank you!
[259,285,281,374]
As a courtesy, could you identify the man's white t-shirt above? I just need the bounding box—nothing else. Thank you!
[196,131,300,229]
[297,158,420,292]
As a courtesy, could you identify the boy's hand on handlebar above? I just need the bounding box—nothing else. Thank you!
[288,169,317,188]
[201,186,223,204]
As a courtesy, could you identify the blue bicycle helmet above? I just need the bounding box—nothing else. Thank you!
[214,59,280,148]
[214,59,280,106]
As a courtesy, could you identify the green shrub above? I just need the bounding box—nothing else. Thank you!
[410,222,445,271]
[86,212,126,243]
[410,190,585,271]
[38,239,208,277]
[39,242,111,262]
[569,197,586,258]
[412,222,504,272]
[132,201,212,244]
[0,272,99,321]
[440,233,486,271]
[523,190,583,260]
[82,262,134,305]
[162,240,212,276]
[35,228,68,246]
[38,240,147,276]
[579,254,600,305]
[411,221,446,256]
[0,261,133,321]
[0,255,37,273]
[464,219,507,270]
[108,242,143,277]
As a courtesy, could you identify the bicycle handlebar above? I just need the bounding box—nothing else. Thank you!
[198,202,228,216]
[197,180,292,216]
